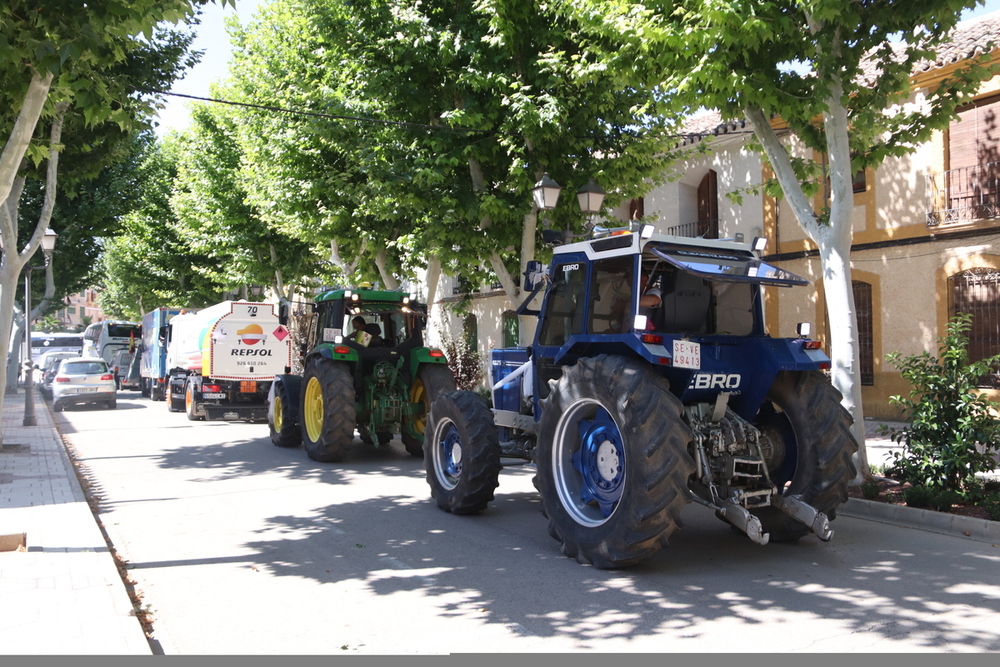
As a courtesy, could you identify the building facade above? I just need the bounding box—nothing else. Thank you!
[429,12,1000,419]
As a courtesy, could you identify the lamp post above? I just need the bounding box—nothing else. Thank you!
[531,172,606,244]
[22,228,58,427]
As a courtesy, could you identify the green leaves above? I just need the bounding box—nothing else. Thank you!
[882,313,1000,493]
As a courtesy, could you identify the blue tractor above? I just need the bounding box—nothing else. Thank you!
[424,226,858,568]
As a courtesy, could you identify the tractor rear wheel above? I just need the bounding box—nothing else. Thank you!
[748,371,857,542]
[425,390,501,514]
[269,378,301,448]
[300,358,355,462]
[402,364,457,457]
[534,355,695,568]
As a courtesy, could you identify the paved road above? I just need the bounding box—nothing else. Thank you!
[55,392,1000,654]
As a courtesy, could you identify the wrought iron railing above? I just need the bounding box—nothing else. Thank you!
[926,161,1000,226]
[665,218,719,238]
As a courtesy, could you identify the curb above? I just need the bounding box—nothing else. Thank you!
[839,497,1000,543]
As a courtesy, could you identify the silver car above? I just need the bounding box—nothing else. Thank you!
[51,357,118,412]
[35,351,79,399]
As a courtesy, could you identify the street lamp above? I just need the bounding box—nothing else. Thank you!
[22,228,58,427]
[249,285,264,298]
[576,178,606,217]
[532,173,563,211]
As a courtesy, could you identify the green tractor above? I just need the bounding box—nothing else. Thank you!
[268,287,456,462]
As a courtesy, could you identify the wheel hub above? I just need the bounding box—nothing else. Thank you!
[568,406,626,520]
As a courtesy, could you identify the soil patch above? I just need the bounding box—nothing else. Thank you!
[848,477,993,521]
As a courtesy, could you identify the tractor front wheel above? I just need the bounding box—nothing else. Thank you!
[535,355,695,568]
[425,390,501,514]
[300,358,355,462]
[269,378,301,448]
[402,364,457,457]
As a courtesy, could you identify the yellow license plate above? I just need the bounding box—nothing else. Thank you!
[240,381,257,393]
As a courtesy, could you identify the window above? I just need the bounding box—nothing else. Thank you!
[538,262,589,346]
[853,281,874,386]
[588,256,634,334]
[462,313,478,349]
[949,268,1000,389]
[852,169,867,194]
[501,311,519,348]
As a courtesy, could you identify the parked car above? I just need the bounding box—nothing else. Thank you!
[35,351,80,400]
[51,357,117,412]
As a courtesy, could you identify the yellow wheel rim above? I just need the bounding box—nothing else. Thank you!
[409,377,429,434]
[185,387,192,412]
[273,394,283,432]
[304,376,324,442]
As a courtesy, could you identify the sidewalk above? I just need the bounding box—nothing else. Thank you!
[0,387,151,655]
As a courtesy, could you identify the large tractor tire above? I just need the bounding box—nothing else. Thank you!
[269,377,301,448]
[300,357,355,462]
[402,364,457,457]
[749,371,858,542]
[424,390,502,514]
[185,380,204,421]
[534,355,696,569]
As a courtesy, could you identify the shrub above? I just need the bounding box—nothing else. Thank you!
[881,313,1000,495]
[440,331,486,392]
[860,478,881,500]
[903,485,932,508]
[982,494,1000,522]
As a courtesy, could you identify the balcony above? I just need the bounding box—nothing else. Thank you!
[665,218,719,239]
[926,161,1000,227]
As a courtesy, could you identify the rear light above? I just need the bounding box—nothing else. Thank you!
[803,340,822,350]
[100,374,114,381]
[641,334,663,345]
[657,357,671,365]
[429,349,445,358]
[819,362,831,370]
[203,384,222,393]
[56,377,70,383]
[333,346,351,355]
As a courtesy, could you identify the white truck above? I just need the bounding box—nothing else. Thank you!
[165,301,292,422]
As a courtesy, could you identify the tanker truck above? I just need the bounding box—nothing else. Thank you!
[165,301,292,422]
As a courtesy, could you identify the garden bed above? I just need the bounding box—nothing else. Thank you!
[847,476,997,522]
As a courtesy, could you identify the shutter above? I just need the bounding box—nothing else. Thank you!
[852,281,874,386]
[696,169,718,239]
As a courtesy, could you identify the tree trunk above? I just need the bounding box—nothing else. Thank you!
[374,247,399,291]
[0,72,53,205]
[746,104,870,481]
[424,255,442,344]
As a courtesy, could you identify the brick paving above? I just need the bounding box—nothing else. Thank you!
[0,386,151,655]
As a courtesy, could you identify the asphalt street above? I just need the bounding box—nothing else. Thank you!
[54,391,1000,654]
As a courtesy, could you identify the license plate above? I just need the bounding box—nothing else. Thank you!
[673,340,701,369]
[80,387,100,393]
[240,381,257,393]
[203,392,226,399]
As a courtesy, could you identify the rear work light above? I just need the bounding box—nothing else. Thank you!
[100,374,114,381]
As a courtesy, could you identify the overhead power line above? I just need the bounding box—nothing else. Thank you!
[140,87,489,134]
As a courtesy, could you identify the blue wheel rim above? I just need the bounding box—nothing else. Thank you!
[431,419,463,490]
[553,399,626,527]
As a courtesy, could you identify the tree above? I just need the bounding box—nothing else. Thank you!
[97,137,222,319]
[571,0,997,478]
[225,0,683,328]
[170,99,321,303]
[0,0,219,445]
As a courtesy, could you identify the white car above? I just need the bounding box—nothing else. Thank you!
[51,357,118,412]
[35,351,79,399]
